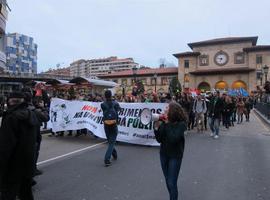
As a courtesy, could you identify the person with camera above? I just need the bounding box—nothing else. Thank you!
[154,102,187,200]
[101,90,120,167]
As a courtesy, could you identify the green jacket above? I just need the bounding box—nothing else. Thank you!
[154,121,186,158]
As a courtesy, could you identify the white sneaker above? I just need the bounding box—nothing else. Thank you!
[214,135,219,139]
[210,133,214,137]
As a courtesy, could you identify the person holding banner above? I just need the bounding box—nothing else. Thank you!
[154,102,187,200]
[101,90,120,167]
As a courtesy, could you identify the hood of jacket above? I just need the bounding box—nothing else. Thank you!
[4,102,39,127]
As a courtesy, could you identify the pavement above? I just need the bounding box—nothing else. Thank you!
[254,108,270,129]
[34,111,270,200]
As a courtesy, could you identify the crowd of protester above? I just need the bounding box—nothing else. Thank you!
[50,89,256,138]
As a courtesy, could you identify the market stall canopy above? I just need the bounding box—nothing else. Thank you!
[46,79,75,86]
[25,80,47,87]
[70,77,118,88]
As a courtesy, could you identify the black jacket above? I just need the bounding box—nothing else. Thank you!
[208,97,224,119]
[223,102,235,115]
[0,103,39,186]
[154,121,186,158]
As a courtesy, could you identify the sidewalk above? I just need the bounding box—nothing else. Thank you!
[253,109,270,129]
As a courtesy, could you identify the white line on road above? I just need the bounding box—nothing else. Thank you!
[253,111,269,132]
[37,141,107,166]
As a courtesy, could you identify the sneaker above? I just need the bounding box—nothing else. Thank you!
[214,135,219,139]
[210,133,214,137]
[104,160,112,167]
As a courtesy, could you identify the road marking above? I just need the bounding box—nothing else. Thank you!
[253,111,269,132]
[37,141,107,166]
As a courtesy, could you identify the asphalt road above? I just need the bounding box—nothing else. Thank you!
[34,112,270,200]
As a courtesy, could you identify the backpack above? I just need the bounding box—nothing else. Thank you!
[103,101,118,126]
[194,100,206,110]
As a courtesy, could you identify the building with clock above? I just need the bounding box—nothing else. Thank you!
[173,36,270,93]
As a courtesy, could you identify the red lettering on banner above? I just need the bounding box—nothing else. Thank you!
[82,105,98,113]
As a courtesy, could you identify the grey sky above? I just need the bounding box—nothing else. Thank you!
[6,0,270,72]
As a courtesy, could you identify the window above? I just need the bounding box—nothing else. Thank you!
[161,77,168,85]
[184,74,190,82]
[234,52,245,64]
[256,55,263,64]
[184,60,189,68]
[199,55,209,66]
[151,78,156,85]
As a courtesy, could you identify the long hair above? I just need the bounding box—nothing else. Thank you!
[167,102,188,123]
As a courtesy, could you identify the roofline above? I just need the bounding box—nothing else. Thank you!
[98,68,178,78]
[243,45,270,52]
[173,52,201,58]
[98,72,178,79]
[188,36,258,49]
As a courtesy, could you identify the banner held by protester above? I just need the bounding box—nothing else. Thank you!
[50,98,168,146]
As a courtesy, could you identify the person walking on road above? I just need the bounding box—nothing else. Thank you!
[193,94,207,132]
[236,97,245,124]
[101,90,120,167]
[154,102,187,200]
[0,92,39,200]
[243,97,252,122]
[208,91,224,139]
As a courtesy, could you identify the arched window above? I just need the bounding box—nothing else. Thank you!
[232,80,247,89]
[197,82,211,92]
[215,81,228,90]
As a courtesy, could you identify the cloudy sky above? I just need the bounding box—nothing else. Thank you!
[6,0,270,72]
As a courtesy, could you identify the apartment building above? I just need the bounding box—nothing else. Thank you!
[70,56,138,77]
[0,0,9,72]
[5,33,38,74]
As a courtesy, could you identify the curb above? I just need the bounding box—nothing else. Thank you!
[253,109,270,129]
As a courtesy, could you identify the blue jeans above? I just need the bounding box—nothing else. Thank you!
[208,117,220,136]
[160,153,182,200]
[104,125,118,162]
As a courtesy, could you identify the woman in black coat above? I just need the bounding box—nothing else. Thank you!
[154,102,187,200]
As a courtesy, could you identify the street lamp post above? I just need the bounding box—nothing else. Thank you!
[263,65,269,83]
[121,83,126,97]
[132,66,138,84]
[154,73,158,93]
[132,66,138,96]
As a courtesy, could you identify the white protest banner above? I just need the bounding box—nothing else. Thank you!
[50,98,168,146]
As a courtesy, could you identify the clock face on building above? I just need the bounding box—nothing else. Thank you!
[214,51,229,66]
